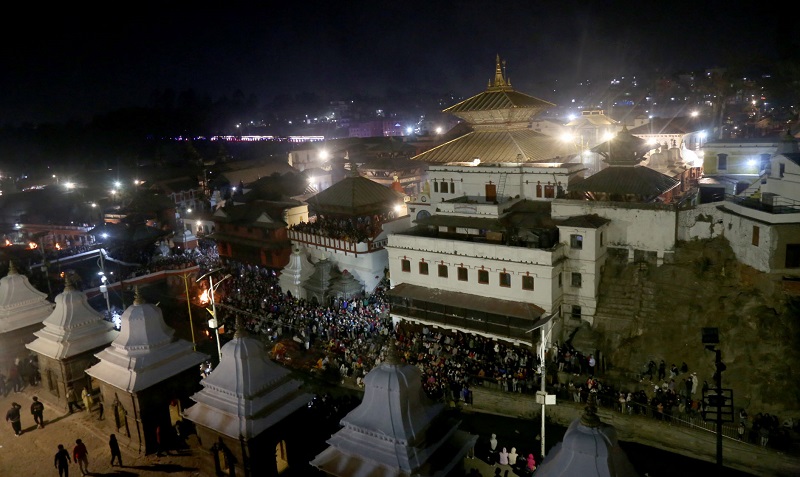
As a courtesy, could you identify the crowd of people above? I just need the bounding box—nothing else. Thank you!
[289,214,390,243]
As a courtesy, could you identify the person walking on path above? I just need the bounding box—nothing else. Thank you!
[109,433,123,466]
[5,401,22,436]
[55,444,71,477]
[66,386,80,413]
[31,396,45,428]
[73,438,89,475]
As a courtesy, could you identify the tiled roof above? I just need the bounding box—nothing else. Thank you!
[411,129,579,164]
[568,165,680,197]
[627,116,712,135]
[557,214,611,229]
[212,201,294,228]
[306,176,404,216]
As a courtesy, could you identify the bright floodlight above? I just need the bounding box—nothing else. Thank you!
[560,133,575,143]
[435,127,443,134]
[114,181,121,188]
[64,182,75,189]
[747,158,757,167]
[691,111,699,117]
[319,149,330,161]
[699,131,707,139]
[602,131,615,141]
[101,233,108,238]
[406,127,413,135]
[186,208,192,214]
[394,204,403,214]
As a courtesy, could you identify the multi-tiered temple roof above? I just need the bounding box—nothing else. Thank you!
[411,55,577,164]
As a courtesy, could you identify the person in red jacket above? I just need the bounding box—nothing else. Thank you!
[73,438,89,475]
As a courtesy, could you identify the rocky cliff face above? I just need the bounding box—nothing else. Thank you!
[586,236,800,416]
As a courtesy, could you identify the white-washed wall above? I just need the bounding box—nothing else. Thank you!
[552,200,677,252]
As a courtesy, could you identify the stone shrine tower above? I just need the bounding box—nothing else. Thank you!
[311,343,477,476]
[86,288,208,455]
[534,394,639,477]
[185,316,312,477]
[0,261,53,370]
[25,275,117,408]
[277,247,314,300]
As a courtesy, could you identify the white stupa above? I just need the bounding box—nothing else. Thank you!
[278,247,314,299]
[534,393,639,477]
[185,315,312,439]
[311,342,477,477]
[0,261,53,333]
[86,287,207,392]
[26,274,117,359]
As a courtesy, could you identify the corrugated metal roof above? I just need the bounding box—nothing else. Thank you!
[306,176,405,216]
[388,282,545,320]
[444,89,554,114]
[568,166,680,197]
[411,129,578,164]
[557,214,611,229]
[413,215,505,231]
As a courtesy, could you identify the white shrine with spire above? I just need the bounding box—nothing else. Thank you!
[26,274,117,409]
[185,315,313,476]
[86,287,208,455]
[0,261,54,369]
[311,343,477,477]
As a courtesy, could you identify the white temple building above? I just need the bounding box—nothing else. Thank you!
[25,274,117,408]
[185,316,312,477]
[0,261,53,370]
[311,344,477,477]
[86,287,208,454]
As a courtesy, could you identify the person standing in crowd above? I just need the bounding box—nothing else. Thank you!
[73,438,89,475]
[54,444,71,477]
[5,402,22,436]
[31,396,45,428]
[66,386,80,413]
[109,433,123,466]
[81,387,93,413]
[8,359,22,392]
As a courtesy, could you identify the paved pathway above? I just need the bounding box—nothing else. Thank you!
[1,383,210,477]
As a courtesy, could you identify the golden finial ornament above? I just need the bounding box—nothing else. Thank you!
[8,261,18,275]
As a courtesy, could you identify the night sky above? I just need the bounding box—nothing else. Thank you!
[1,1,780,126]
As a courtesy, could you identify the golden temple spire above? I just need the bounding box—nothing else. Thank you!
[133,286,145,305]
[63,273,74,291]
[234,313,247,339]
[489,54,510,90]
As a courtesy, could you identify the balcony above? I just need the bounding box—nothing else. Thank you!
[725,194,800,214]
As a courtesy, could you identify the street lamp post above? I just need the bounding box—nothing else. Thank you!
[531,313,557,460]
[180,272,197,351]
[197,268,232,363]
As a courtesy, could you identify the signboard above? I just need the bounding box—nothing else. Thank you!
[702,388,734,423]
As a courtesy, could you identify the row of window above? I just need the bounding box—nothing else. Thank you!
[399,259,558,291]
[400,258,586,289]
[432,181,455,193]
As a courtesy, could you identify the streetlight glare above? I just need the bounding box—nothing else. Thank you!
[560,133,575,143]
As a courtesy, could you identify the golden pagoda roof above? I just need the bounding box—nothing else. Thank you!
[411,128,579,164]
[444,55,554,117]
